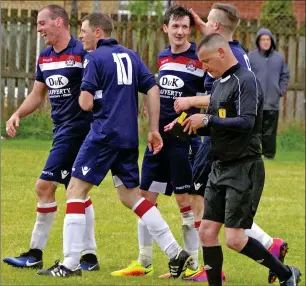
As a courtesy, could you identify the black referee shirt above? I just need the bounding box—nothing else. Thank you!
[206,63,263,162]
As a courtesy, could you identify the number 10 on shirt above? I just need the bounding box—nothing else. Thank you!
[113,53,133,85]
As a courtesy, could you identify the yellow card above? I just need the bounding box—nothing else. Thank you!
[177,112,188,125]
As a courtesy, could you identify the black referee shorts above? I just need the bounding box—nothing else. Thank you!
[203,157,265,229]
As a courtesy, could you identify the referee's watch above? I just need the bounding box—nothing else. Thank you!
[202,114,210,127]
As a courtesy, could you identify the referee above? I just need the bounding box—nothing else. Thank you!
[182,33,301,286]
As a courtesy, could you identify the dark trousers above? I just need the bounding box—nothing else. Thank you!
[262,110,279,159]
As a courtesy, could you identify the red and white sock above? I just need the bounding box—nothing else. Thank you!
[82,197,97,256]
[133,198,181,260]
[63,200,86,270]
[30,202,57,250]
[194,220,201,231]
[181,206,199,270]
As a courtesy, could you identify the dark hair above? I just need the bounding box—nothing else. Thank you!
[41,5,69,28]
[197,33,228,52]
[81,12,113,37]
[163,5,195,27]
[211,3,240,32]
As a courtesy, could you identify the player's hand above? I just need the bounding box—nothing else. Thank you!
[6,113,20,137]
[147,131,163,155]
[181,114,204,135]
[189,8,206,35]
[164,118,178,132]
[174,97,192,113]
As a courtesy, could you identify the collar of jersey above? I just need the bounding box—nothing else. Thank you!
[51,36,76,54]
[97,38,118,48]
[165,41,196,55]
[221,62,241,79]
[229,40,240,46]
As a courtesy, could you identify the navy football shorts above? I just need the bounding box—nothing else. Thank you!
[189,136,213,197]
[140,139,192,195]
[72,135,139,188]
[39,136,85,189]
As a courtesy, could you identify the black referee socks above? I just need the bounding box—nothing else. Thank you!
[202,245,223,286]
[240,237,292,282]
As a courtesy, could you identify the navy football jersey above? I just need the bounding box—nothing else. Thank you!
[157,42,205,136]
[36,37,91,138]
[205,40,251,93]
[81,39,156,148]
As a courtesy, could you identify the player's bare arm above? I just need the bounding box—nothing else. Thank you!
[6,80,47,137]
[146,85,163,154]
[182,113,206,135]
[79,91,93,111]
[189,8,206,36]
[174,96,210,113]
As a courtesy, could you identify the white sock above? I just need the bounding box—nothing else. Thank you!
[245,222,273,249]
[181,206,199,270]
[133,198,181,260]
[82,197,97,256]
[137,218,153,267]
[63,200,86,270]
[30,202,57,250]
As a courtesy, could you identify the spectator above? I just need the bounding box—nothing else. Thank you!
[249,28,290,160]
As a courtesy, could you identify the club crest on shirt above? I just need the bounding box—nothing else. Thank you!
[65,56,75,67]
[218,108,226,118]
[186,60,197,72]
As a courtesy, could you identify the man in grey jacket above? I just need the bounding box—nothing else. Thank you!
[249,28,290,159]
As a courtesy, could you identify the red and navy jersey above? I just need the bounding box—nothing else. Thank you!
[157,42,205,136]
[205,40,251,94]
[36,37,91,138]
[80,39,156,148]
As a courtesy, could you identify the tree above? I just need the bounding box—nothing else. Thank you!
[260,0,297,34]
[127,0,164,17]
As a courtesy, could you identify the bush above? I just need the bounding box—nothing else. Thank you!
[1,110,53,140]
[277,122,305,152]
[260,0,297,34]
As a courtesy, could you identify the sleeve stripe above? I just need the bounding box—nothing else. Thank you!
[233,74,241,115]
[250,71,259,115]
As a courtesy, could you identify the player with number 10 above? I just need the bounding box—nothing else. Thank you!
[37,12,192,278]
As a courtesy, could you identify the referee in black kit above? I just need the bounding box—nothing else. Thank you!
[181,33,301,286]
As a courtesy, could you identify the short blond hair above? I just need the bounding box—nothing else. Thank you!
[211,3,240,32]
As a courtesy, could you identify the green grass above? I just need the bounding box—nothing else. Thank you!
[1,139,305,286]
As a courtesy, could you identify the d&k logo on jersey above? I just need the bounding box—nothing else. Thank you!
[159,75,184,90]
[46,75,69,89]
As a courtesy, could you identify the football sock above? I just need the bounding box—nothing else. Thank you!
[82,197,97,256]
[63,200,86,270]
[202,246,223,286]
[138,218,153,267]
[240,237,292,281]
[133,198,181,260]
[30,202,57,250]
[244,222,273,249]
[194,220,201,231]
[181,206,199,270]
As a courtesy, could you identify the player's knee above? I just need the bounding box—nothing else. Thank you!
[225,235,243,251]
[35,179,56,201]
[66,178,89,200]
[175,193,190,209]
[140,189,158,204]
[198,222,217,244]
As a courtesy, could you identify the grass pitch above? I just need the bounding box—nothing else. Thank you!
[1,139,305,285]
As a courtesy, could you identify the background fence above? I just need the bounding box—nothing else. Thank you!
[1,3,305,124]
